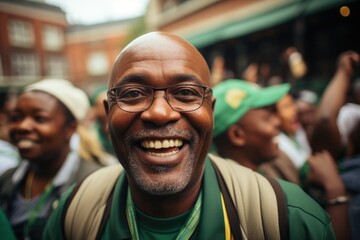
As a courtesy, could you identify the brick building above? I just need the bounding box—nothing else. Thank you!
[65,18,139,92]
[0,0,67,89]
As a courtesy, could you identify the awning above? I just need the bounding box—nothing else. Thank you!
[187,0,353,48]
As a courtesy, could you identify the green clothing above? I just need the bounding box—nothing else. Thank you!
[136,206,191,239]
[0,208,16,240]
[278,180,335,239]
[43,157,335,239]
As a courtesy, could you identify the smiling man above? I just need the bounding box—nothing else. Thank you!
[43,32,335,240]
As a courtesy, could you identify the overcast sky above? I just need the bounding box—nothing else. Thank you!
[45,0,148,24]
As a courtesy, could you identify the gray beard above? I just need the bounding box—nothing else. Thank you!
[125,128,197,196]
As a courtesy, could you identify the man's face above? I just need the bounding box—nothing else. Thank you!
[105,33,214,196]
[239,107,280,164]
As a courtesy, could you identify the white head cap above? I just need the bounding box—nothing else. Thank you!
[25,79,90,122]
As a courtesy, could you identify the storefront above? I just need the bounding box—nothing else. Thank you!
[187,0,359,94]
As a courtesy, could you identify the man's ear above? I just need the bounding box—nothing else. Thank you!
[103,99,109,115]
[211,96,216,110]
[227,124,246,146]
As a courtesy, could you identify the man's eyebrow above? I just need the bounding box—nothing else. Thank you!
[114,74,147,87]
[173,74,202,84]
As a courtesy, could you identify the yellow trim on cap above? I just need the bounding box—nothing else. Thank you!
[225,89,246,109]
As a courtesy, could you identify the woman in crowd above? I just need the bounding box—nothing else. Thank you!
[0,79,102,239]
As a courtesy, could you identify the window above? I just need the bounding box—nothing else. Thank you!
[11,53,39,77]
[8,19,35,48]
[42,25,64,51]
[86,51,109,76]
[46,55,67,77]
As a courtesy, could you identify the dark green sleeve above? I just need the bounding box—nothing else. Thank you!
[43,187,73,240]
[0,208,16,240]
[277,179,336,240]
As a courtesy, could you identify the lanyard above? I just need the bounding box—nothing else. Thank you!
[24,182,54,240]
[126,187,202,240]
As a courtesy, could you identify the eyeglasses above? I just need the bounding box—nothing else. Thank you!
[107,83,212,113]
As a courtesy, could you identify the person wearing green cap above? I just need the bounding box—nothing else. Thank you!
[212,79,334,235]
[212,79,298,173]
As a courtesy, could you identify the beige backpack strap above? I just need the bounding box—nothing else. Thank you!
[209,153,281,240]
[64,165,123,240]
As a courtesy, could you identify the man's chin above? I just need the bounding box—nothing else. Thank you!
[134,176,187,196]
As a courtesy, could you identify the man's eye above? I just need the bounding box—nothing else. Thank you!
[122,90,143,98]
[117,87,149,100]
[172,87,200,97]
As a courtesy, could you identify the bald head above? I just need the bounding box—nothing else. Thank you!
[109,32,210,88]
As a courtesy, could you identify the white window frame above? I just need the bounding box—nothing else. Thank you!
[8,19,35,48]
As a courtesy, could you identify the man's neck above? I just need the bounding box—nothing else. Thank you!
[129,182,202,218]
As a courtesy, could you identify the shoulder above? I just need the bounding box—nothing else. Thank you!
[44,165,124,239]
[0,167,17,197]
[73,158,104,181]
[277,179,336,239]
[277,179,327,217]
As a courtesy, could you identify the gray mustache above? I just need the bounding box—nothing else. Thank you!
[125,127,192,143]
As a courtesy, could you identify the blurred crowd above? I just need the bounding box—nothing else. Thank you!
[0,47,359,239]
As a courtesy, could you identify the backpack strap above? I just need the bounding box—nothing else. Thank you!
[212,161,242,240]
[95,185,116,240]
[208,153,287,240]
[63,165,123,240]
[264,176,289,240]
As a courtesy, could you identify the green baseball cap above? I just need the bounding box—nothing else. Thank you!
[213,79,290,138]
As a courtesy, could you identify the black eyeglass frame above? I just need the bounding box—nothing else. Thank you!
[107,83,212,113]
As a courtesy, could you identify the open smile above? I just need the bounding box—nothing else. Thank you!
[14,138,37,150]
[133,137,189,167]
[140,139,184,157]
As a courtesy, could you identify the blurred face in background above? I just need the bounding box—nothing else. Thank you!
[295,99,317,136]
[239,105,281,164]
[8,91,75,166]
[276,94,301,135]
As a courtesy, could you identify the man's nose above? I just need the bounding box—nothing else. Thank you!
[140,91,181,125]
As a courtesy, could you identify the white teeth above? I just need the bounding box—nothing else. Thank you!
[141,139,183,149]
[154,140,162,149]
[162,140,170,148]
[147,150,179,157]
[18,139,35,148]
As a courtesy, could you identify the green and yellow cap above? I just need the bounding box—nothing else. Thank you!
[213,79,290,138]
